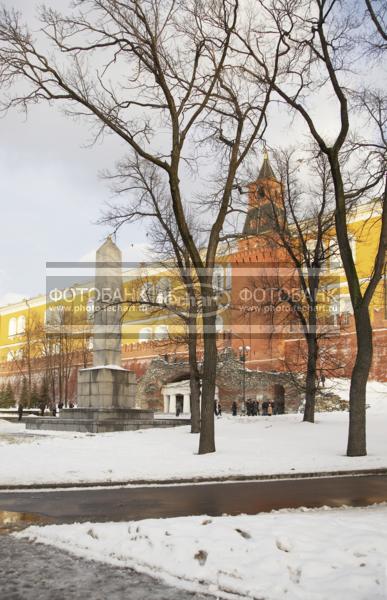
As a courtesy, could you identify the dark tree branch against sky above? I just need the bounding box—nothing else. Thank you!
[0,0,385,456]
[0,0,368,306]
[0,0,275,454]
[235,0,386,457]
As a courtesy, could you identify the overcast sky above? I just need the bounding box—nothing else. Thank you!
[0,0,374,307]
[0,0,153,306]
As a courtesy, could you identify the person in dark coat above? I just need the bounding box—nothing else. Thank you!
[52,404,57,417]
[232,401,237,416]
[39,400,46,417]
[17,403,23,422]
[262,400,269,416]
[217,402,222,417]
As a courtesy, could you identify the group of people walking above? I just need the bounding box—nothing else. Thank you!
[231,399,282,417]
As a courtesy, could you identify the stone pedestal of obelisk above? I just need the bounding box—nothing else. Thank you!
[25,238,189,432]
[77,237,137,409]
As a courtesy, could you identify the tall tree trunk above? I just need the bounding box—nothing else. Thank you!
[64,367,69,408]
[50,369,56,404]
[347,305,372,456]
[331,161,371,457]
[188,315,201,434]
[303,333,318,423]
[27,355,32,408]
[198,307,216,455]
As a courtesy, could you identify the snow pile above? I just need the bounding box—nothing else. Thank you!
[0,419,25,433]
[1,409,387,485]
[0,378,386,486]
[329,378,387,413]
[17,504,387,600]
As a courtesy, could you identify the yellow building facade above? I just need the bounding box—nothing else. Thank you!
[0,200,385,377]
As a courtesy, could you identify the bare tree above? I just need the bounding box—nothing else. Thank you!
[237,0,387,456]
[102,157,203,432]
[7,308,42,406]
[226,147,340,421]
[0,0,274,453]
[41,303,92,406]
[262,148,339,422]
[364,0,387,54]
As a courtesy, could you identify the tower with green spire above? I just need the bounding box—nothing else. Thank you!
[242,152,283,237]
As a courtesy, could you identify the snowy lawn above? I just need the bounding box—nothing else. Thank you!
[0,379,386,486]
[16,503,387,600]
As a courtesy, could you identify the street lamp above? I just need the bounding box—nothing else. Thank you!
[238,343,250,415]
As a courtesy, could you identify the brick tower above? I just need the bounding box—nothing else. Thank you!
[240,151,283,249]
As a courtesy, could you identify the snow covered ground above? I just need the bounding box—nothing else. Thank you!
[16,503,387,600]
[0,379,386,487]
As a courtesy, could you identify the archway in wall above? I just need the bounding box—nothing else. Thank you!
[168,373,191,384]
[272,384,285,414]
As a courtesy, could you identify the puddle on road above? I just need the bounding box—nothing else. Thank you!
[0,511,54,534]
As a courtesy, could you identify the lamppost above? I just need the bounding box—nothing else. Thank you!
[238,343,250,415]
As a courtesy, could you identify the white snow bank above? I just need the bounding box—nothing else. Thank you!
[329,378,387,413]
[0,419,25,433]
[17,504,387,600]
[0,379,386,486]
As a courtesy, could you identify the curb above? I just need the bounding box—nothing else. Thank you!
[1,467,387,491]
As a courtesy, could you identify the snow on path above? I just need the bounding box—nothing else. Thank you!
[0,419,25,433]
[17,504,387,600]
[0,379,386,487]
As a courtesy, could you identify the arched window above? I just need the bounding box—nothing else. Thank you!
[212,265,224,293]
[45,305,64,327]
[17,315,26,334]
[349,236,356,263]
[328,237,355,270]
[155,325,169,340]
[86,298,95,321]
[139,283,154,311]
[139,327,152,342]
[340,295,353,314]
[329,297,340,327]
[155,278,171,305]
[225,264,232,290]
[8,317,17,337]
[328,239,341,270]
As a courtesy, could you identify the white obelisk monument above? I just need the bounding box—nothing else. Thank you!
[77,237,136,409]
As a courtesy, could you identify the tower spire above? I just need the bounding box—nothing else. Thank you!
[240,150,283,240]
[257,150,276,181]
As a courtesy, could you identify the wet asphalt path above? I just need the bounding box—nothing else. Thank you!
[0,536,212,600]
[0,474,386,524]
[1,475,387,599]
